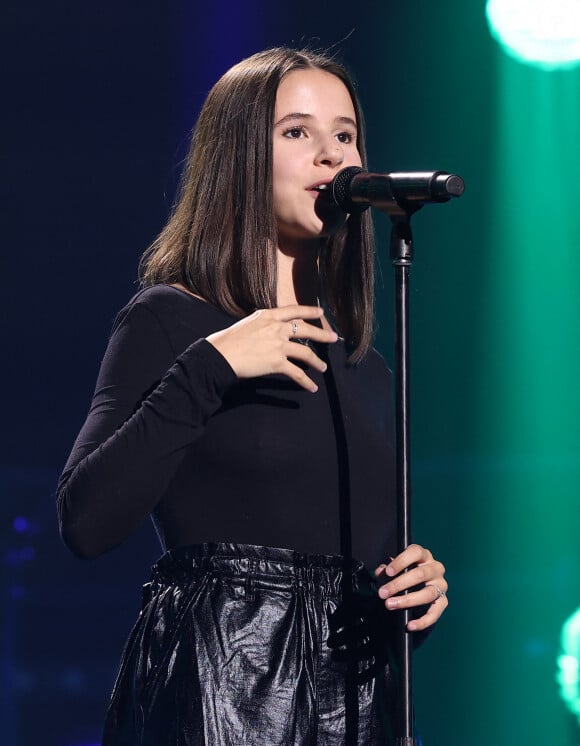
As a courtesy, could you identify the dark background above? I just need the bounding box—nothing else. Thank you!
[3,2,580,744]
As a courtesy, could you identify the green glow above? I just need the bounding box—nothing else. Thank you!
[557,608,580,719]
[477,34,580,744]
[486,0,580,69]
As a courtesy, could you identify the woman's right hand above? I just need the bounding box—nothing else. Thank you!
[206,305,338,392]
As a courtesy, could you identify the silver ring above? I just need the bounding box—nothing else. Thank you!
[291,320,299,336]
[431,584,446,601]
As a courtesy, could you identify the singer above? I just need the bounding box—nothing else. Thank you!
[57,47,448,745]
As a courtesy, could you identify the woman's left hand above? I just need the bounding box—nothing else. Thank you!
[374,544,448,632]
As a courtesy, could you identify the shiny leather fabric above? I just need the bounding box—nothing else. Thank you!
[102,543,398,745]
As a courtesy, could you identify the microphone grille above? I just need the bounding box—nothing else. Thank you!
[331,166,368,213]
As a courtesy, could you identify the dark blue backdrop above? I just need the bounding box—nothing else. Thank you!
[2,4,405,743]
[2,3,515,746]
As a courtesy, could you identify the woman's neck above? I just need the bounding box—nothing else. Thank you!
[276,239,320,307]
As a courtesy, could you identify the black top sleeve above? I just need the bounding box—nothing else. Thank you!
[57,301,237,559]
[57,285,397,572]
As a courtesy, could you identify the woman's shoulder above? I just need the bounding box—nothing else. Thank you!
[332,343,393,405]
[111,284,236,354]
[346,344,392,381]
[124,283,210,314]
[116,284,230,327]
[360,348,393,396]
[367,346,393,377]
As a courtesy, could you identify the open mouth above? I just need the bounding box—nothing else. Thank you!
[310,183,333,198]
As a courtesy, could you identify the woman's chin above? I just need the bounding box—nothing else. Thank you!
[315,202,348,237]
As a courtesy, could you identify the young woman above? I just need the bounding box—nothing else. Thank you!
[57,47,448,745]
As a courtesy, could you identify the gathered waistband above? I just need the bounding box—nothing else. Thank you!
[151,542,375,596]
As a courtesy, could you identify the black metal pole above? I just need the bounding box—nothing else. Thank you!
[329,163,464,745]
[390,216,417,746]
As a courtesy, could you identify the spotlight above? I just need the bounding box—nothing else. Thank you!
[486,0,580,69]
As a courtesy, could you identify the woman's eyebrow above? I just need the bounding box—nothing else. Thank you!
[274,112,313,127]
[274,113,357,129]
[335,116,357,129]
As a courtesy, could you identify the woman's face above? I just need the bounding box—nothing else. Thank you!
[272,68,362,250]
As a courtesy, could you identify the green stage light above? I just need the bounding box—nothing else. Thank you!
[557,608,580,720]
[486,0,580,69]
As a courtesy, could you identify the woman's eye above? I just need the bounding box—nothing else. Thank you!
[337,132,354,144]
[284,127,305,139]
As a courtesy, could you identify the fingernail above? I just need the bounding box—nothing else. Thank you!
[386,598,399,610]
[378,587,389,599]
[321,362,327,372]
[310,384,318,393]
[386,565,396,577]
[375,564,386,575]
[407,622,417,632]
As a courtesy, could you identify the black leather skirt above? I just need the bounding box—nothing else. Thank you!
[102,543,398,745]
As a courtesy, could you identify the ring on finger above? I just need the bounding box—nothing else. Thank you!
[430,584,446,601]
[291,320,299,336]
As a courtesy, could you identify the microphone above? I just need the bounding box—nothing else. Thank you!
[331,166,465,214]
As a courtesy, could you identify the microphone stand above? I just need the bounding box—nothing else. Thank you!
[330,165,464,744]
[390,209,419,746]
[380,199,456,745]
[384,195,461,744]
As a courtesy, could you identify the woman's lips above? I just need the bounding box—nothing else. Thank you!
[308,182,332,198]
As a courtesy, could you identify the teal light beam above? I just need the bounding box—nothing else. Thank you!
[475,41,580,745]
[487,0,580,69]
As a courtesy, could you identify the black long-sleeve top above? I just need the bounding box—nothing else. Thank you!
[57,285,396,571]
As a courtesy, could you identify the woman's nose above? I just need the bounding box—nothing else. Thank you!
[315,139,344,167]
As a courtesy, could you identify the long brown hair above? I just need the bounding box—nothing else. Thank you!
[140,47,375,362]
